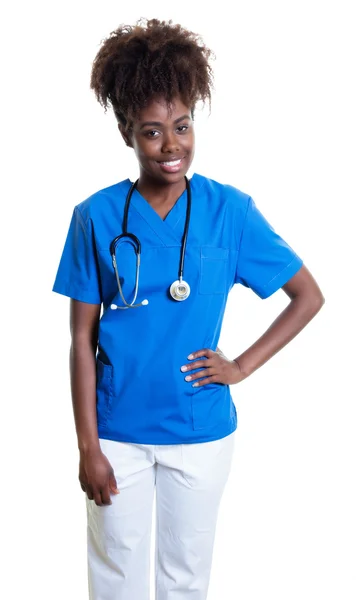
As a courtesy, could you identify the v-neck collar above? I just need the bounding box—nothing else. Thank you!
[121,174,197,246]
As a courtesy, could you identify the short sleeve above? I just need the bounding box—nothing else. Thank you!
[235,197,303,299]
[52,207,102,304]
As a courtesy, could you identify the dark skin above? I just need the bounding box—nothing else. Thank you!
[119,97,195,218]
[74,96,325,506]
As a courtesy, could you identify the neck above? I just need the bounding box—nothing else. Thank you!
[136,175,187,206]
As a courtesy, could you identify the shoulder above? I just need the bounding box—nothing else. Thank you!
[192,173,251,216]
[74,178,131,224]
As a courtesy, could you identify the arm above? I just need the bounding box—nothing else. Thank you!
[70,299,120,505]
[181,265,325,385]
[70,299,101,452]
[234,264,325,378]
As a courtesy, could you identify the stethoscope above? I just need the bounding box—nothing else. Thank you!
[110,176,191,310]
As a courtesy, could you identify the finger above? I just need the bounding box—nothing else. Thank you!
[192,375,217,388]
[181,358,210,373]
[109,473,120,495]
[185,368,214,382]
[86,485,94,501]
[93,490,103,506]
[187,348,214,360]
[100,485,112,506]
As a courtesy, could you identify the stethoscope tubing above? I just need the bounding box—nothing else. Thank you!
[110,176,191,307]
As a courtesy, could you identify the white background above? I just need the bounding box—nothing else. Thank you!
[2,1,355,599]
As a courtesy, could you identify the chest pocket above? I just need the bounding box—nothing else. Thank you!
[199,247,229,295]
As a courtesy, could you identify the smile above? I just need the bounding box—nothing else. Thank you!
[159,159,182,166]
[156,157,185,173]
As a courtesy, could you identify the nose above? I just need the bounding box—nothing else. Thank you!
[161,131,180,154]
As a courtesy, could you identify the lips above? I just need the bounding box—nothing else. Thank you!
[156,157,185,173]
[157,157,185,164]
[159,159,182,166]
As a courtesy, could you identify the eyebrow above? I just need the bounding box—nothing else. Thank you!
[139,115,191,130]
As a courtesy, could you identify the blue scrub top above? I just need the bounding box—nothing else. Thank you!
[53,173,303,444]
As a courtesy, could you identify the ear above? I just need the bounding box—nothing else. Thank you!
[118,123,133,148]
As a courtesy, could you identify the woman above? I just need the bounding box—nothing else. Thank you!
[53,17,324,600]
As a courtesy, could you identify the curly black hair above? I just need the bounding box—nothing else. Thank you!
[90,18,214,129]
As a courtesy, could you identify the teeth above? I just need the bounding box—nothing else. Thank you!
[160,159,182,166]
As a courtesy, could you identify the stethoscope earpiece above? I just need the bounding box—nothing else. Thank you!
[110,177,191,309]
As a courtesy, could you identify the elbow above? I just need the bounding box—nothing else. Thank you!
[290,289,325,320]
[284,266,325,318]
[303,290,325,318]
[315,290,326,311]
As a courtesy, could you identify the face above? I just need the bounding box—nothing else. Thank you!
[119,96,195,186]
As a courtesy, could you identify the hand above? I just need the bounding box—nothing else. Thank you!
[181,347,245,388]
[79,446,120,506]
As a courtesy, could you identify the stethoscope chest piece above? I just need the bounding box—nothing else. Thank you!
[110,175,192,309]
[170,279,191,302]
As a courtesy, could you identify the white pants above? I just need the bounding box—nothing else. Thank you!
[86,431,235,600]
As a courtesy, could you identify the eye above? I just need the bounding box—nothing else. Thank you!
[177,125,189,133]
[145,130,159,138]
